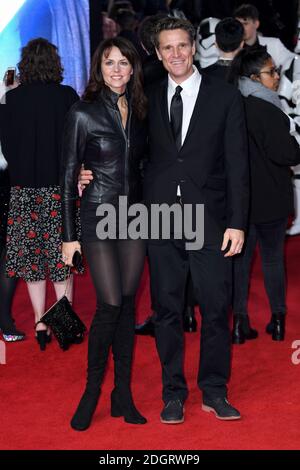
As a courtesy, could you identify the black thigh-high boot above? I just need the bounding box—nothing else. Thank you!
[111,296,147,424]
[70,302,120,431]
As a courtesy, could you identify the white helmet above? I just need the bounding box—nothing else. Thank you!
[195,17,220,69]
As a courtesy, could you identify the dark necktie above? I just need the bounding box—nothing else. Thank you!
[170,85,183,151]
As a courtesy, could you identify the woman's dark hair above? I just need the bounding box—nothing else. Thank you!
[227,47,271,86]
[18,38,63,84]
[83,37,147,120]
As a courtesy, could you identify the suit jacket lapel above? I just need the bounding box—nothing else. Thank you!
[182,74,211,149]
[159,79,176,149]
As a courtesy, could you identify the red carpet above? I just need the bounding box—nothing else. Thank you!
[1,237,300,450]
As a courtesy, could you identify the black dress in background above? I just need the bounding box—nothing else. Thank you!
[1,82,80,282]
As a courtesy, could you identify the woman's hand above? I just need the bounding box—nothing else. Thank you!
[78,166,93,192]
[62,241,81,266]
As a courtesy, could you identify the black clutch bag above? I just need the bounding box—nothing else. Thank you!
[72,250,83,272]
[37,265,86,350]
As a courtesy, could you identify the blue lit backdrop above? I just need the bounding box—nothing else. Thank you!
[0,0,90,95]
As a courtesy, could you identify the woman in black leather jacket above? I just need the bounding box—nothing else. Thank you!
[61,37,148,430]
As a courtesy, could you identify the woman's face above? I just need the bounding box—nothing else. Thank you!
[253,58,280,91]
[101,46,133,94]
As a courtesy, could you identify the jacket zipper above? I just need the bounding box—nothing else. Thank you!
[115,106,131,196]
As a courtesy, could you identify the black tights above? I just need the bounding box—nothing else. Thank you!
[0,245,18,329]
[83,239,146,307]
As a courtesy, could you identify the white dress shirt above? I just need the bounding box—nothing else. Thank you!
[167,65,202,195]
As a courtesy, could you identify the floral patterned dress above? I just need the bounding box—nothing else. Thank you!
[6,186,82,282]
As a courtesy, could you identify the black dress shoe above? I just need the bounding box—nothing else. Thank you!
[183,305,197,332]
[160,399,184,424]
[135,315,155,336]
[266,313,285,341]
[202,397,241,420]
[232,314,258,344]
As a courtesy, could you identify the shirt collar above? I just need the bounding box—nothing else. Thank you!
[168,65,201,97]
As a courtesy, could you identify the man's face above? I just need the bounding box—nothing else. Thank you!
[156,29,195,83]
[236,17,259,43]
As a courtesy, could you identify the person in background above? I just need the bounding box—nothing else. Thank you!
[0,74,25,342]
[116,8,146,60]
[234,4,296,68]
[228,48,300,343]
[234,4,300,118]
[0,148,25,342]
[108,0,134,19]
[138,14,168,85]
[202,18,257,343]
[286,165,300,236]
[204,17,244,80]
[1,38,80,351]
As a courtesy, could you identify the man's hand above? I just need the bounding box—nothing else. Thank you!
[78,166,93,193]
[221,228,244,257]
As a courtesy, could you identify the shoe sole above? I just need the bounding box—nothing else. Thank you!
[160,417,184,424]
[160,406,185,424]
[202,404,241,421]
[266,329,285,341]
[2,335,25,342]
[232,338,245,345]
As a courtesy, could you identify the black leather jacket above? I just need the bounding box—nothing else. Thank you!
[61,88,147,242]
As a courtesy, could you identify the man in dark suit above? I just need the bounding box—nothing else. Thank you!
[135,13,198,336]
[145,17,249,423]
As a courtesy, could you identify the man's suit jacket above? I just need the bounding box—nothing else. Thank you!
[144,73,249,245]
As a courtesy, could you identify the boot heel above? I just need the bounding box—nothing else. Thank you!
[272,329,285,341]
[232,315,245,344]
[110,390,147,424]
[36,330,50,351]
[266,314,285,341]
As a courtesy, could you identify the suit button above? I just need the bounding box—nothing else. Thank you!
[177,158,183,163]
[180,179,186,183]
